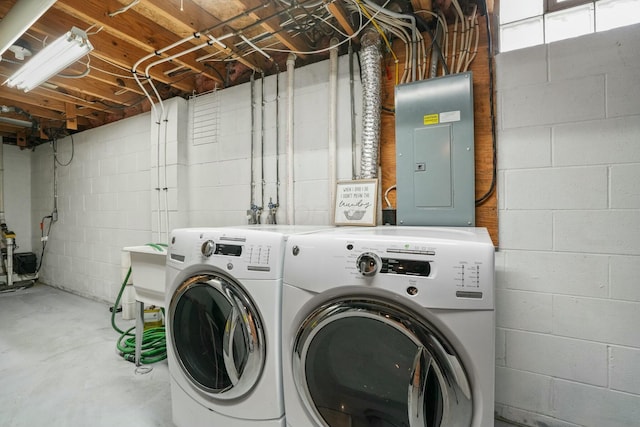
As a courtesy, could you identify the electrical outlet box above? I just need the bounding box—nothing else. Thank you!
[395,72,475,226]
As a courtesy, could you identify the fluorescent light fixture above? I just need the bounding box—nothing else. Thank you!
[0,0,57,61]
[4,27,93,92]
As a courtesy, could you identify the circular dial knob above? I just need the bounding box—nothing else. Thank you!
[201,240,215,257]
[357,252,380,276]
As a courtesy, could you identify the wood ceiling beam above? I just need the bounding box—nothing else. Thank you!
[327,1,357,38]
[0,62,137,126]
[0,97,66,121]
[27,7,196,93]
[114,0,266,74]
[410,0,433,14]
[55,0,225,85]
[12,84,113,118]
[233,0,309,58]
[41,67,143,108]
[0,86,69,114]
[0,88,94,128]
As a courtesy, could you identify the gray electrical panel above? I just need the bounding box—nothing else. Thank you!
[395,72,475,226]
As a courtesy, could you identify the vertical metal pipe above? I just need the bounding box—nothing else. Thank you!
[275,65,281,206]
[248,73,257,224]
[261,72,266,220]
[360,29,382,180]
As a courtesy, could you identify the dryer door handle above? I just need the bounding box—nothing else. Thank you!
[408,346,430,427]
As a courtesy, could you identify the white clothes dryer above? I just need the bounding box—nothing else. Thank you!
[166,227,292,427]
[282,226,495,427]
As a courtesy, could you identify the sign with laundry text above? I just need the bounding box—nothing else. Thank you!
[334,179,378,226]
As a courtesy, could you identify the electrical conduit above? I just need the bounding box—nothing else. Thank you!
[362,0,417,82]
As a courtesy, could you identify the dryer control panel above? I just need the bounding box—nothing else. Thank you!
[284,227,495,310]
[380,258,431,277]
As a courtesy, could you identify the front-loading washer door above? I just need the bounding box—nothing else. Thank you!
[169,273,265,400]
[293,297,472,427]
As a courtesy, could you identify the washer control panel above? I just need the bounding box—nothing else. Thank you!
[169,228,286,279]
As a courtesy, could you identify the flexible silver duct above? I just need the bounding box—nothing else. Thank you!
[359,28,382,180]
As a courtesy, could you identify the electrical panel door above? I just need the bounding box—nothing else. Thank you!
[395,72,475,226]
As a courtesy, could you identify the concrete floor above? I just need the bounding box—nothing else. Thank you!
[0,283,519,427]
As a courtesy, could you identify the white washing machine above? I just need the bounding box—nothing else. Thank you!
[282,226,495,427]
[166,227,291,427]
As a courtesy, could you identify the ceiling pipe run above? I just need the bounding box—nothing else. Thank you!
[0,116,33,128]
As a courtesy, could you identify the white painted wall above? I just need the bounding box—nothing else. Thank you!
[3,144,32,253]
[495,23,640,427]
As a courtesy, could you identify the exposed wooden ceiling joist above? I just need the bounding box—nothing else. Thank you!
[0,0,453,145]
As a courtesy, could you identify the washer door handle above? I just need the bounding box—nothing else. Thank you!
[408,346,430,427]
[223,305,241,385]
[221,288,262,389]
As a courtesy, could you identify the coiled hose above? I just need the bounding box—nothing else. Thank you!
[111,244,167,364]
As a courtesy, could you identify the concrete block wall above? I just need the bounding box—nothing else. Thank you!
[187,55,360,227]
[30,114,152,302]
[495,23,640,427]
[149,97,190,242]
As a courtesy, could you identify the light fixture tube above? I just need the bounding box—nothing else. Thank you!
[4,27,94,92]
[0,0,58,61]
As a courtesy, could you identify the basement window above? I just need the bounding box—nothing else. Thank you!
[499,0,640,52]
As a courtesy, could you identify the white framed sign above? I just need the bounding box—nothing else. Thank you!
[334,179,378,226]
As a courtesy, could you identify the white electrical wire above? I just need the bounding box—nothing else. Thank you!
[108,0,140,17]
[264,0,392,56]
[464,6,479,71]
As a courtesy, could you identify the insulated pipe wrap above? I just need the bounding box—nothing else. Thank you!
[360,29,382,180]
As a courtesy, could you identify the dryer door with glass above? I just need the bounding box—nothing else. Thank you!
[293,297,472,427]
[169,273,265,400]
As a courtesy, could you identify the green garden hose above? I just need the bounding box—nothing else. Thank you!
[111,244,168,365]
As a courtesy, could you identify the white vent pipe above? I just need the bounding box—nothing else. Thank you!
[286,53,296,224]
[328,38,339,215]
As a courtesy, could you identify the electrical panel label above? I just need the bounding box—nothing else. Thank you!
[440,110,461,123]
[423,114,439,126]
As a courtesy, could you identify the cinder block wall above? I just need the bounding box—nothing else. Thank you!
[495,23,640,426]
[31,114,152,301]
[187,55,359,226]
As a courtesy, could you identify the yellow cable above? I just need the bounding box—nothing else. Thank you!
[357,0,399,85]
